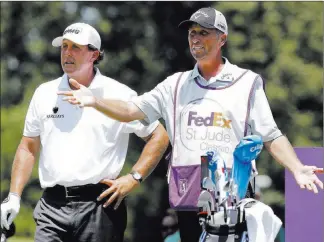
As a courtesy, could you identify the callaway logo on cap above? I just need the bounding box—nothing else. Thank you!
[52,23,101,50]
[178,7,228,35]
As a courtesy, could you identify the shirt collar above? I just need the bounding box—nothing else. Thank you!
[188,57,235,84]
[58,67,102,90]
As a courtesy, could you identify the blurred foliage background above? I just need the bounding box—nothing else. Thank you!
[1,2,323,242]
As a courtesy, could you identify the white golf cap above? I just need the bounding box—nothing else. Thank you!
[52,23,101,50]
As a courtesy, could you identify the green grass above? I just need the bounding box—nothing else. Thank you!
[8,237,34,242]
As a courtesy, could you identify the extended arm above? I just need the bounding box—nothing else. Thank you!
[264,136,303,173]
[265,135,323,193]
[250,77,323,193]
[58,78,146,122]
[94,98,145,122]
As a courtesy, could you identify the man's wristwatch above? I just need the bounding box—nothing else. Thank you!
[130,171,143,183]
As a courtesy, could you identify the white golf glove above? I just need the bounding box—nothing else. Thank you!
[1,193,20,230]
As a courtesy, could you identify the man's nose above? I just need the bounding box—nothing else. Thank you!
[63,47,72,56]
[192,38,200,44]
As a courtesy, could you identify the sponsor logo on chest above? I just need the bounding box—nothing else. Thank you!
[187,111,232,128]
[47,107,64,119]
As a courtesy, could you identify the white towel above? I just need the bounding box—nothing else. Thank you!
[244,200,282,242]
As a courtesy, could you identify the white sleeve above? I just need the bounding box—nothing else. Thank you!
[122,120,160,137]
[23,87,41,137]
[249,76,283,142]
[131,79,169,125]
[121,86,160,137]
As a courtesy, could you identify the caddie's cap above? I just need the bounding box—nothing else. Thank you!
[179,7,228,35]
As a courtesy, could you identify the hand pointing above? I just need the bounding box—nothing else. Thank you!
[57,79,96,107]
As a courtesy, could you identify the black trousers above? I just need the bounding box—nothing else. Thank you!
[177,211,202,242]
[33,184,127,242]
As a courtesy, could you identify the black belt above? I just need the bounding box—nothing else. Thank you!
[43,183,108,201]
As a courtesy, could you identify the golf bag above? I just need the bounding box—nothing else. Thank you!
[198,135,263,242]
[198,199,257,242]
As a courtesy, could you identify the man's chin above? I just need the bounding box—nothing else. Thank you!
[63,68,76,75]
[192,55,207,61]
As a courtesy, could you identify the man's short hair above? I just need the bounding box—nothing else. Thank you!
[216,29,224,36]
[88,44,104,65]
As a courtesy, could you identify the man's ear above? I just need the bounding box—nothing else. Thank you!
[220,34,227,46]
[91,50,100,62]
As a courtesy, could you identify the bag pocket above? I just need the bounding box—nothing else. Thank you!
[168,164,201,211]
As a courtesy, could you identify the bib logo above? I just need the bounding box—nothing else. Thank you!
[179,99,234,156]
[220,73,234,82]
[250,144,262,155]
[179,179,188,195]
[63,27,82,35]
[187,111,231,129]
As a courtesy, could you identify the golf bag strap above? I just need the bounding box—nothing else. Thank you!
[204,222,247,242]
[235,221,248,242]
[237,198,257,223]
[245,181,256,199]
